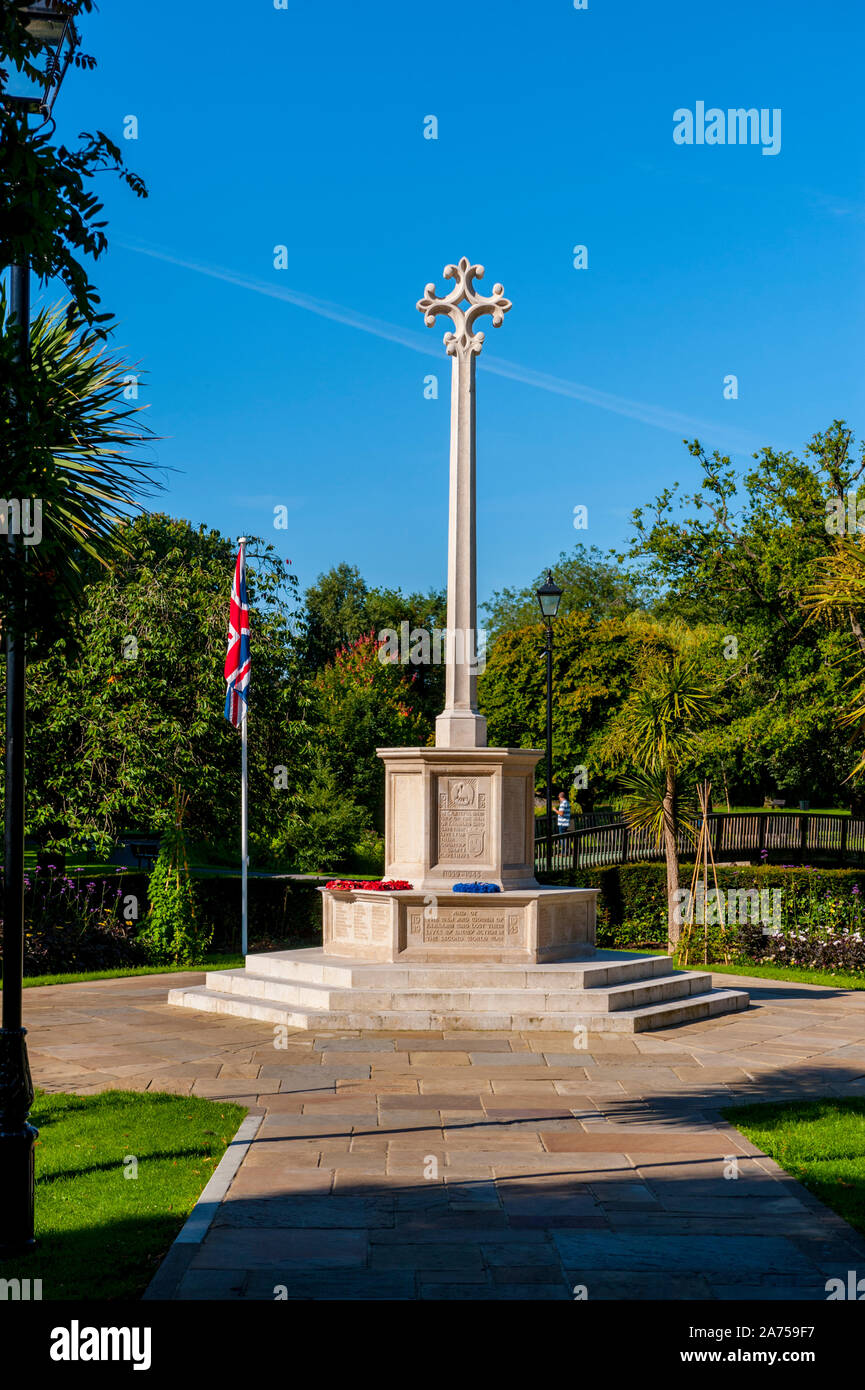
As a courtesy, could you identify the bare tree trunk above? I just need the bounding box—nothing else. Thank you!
[663,766,680,951]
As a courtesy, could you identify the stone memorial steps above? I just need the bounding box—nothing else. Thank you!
[188,965,717,1014]
[169,948,749,1033]
[243,949,677,991]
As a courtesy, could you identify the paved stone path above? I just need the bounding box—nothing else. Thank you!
[25,970,865,1300]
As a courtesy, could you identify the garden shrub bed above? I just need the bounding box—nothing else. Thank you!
[1,868,325,976]
[0,868,149,976]
[17,860,865,977]
[545,862,865,968]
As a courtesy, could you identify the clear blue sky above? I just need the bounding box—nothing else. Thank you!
[34,0,865,607]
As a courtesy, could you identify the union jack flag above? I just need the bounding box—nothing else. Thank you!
[224,544,250,726]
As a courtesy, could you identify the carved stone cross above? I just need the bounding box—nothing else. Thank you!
[417,257,511,748]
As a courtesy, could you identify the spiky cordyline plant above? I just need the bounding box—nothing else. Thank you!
[618,766,696,846]
[1,292,161,647]
[600,656,712,946]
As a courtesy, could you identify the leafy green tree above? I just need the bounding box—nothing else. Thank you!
[21,514,311,858]
[481,543,645,636]
[301,563,447,722]
[0,296,159,649]
[302,563,371,670]
[2,7,152,632]
[269,755,374,873]
[806,530,865,781]
[478,612,669,805]
[361,584,447,722]
[1,2,146,328]
[624,423,863,806]
[313,630,431,826]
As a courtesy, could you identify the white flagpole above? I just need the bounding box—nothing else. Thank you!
[239,536,249,958]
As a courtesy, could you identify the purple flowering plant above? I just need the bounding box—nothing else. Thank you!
[0,865,146,975]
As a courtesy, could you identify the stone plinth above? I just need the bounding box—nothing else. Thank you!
[320,885,596,963]
[376,746,541,893]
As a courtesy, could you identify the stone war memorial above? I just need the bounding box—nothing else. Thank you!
[171,260,748,1032]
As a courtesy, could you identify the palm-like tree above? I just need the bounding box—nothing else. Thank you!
[600,657,713,947]
[1,294,160,649]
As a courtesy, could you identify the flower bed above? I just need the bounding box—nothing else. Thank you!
[737,921,865,973]
[0,865,146,976]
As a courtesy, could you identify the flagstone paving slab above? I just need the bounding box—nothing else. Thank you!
[21,967,865,1301]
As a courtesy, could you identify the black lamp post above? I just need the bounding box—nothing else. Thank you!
[1,0,78,1256]
[536,571,563,874]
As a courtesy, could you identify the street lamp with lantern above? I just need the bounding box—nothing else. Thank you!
[535,571,563,874]
[3,2,79,116]
[0,0,79,1256]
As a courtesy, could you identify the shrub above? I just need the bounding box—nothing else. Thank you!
[349,830,385,876]
[545,862,669,947]
[140,828,210,966]
[2,867,325,969]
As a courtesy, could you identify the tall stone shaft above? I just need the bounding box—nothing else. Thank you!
[417,258,511,749]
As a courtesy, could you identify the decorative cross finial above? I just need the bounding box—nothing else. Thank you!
[417,256,511,357]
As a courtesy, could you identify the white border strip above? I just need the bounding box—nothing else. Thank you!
[173,1111,264,1244]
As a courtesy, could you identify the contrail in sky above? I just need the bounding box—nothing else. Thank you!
[119,241,763,455]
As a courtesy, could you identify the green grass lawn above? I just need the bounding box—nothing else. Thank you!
[700,958,865,990]
[724,1098,865,1237]
[0,1090,246,1299]
[6,942,322,990]
[14,953,244,989]
[605,947,865,991]
[24,853,121,874]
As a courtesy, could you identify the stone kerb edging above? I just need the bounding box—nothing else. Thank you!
[142,1110,264,1301]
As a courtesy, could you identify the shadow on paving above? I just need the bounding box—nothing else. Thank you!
[723,982,863,1003]
[162,1057,865,1303]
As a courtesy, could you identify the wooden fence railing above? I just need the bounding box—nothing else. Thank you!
[533,810,864,874]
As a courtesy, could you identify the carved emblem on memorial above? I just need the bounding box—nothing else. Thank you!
[451,780,475,807]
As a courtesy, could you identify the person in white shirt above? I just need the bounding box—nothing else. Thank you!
[556,791,571,833]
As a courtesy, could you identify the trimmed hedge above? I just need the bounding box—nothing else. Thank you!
[543,862,865,951]
[543,862,669,946]
[195,876,324,952]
